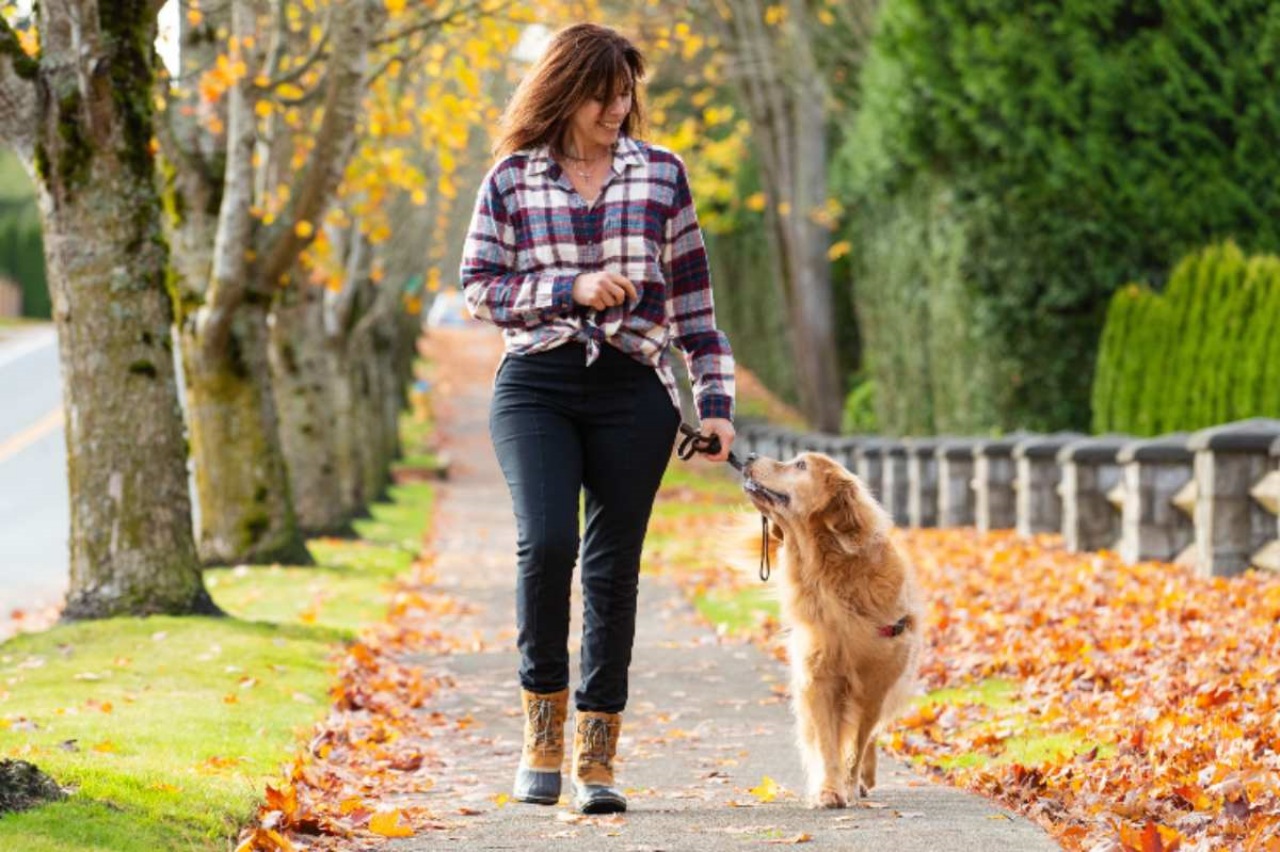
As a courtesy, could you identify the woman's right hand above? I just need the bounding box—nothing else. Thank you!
[572,271,638,311]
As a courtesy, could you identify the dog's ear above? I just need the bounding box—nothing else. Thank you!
[817,482,864,554]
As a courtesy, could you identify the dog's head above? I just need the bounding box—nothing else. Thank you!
[742,452,890,552]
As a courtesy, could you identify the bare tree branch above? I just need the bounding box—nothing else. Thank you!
[201,0,260,357]
[0,16,38,163]
[257,0,376,291]
[257,0,332,90]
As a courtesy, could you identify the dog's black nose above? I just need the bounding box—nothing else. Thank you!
[747,453,759,462]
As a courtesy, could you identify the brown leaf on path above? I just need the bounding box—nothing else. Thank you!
[763,832,812,844]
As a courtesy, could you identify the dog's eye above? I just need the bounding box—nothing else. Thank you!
[794,460,807,471]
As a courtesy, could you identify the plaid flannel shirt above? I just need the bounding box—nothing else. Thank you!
[459,135,735,422]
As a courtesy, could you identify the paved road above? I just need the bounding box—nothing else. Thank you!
[0,325,68,619]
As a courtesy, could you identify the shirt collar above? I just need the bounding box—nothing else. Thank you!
[526,134,647,177]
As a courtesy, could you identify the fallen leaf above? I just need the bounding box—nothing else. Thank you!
[749,775,781,803]
[369,809,414,838]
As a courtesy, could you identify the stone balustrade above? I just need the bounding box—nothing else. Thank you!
[728,418,1280,577]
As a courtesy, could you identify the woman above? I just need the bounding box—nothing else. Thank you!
[460,23,735,814]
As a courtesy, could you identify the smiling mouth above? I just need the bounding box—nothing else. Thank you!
[600,122,621,130]
[743,477,790,507]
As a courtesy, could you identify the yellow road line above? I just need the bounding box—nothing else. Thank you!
[0,409,64,465]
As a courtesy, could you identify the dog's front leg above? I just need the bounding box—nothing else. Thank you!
[846,704,881,797]
[796,677,848,808]
[857,739,877,796]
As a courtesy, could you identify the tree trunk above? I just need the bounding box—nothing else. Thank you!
[181,300,311,565]
[270,283,351,534]
[347,281,405,503]
[1,3,216,617]
[709,0,845,431]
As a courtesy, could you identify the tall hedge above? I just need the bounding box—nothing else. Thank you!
[837,0,1280,434]
[1092,242,1280,435]
[0,150,50,318]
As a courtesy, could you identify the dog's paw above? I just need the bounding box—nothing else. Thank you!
[814,789,847,809]
[857,781,872,798]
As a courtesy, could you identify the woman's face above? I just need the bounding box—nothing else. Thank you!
[566,80,633,153]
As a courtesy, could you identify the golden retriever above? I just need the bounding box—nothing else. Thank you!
[742,452,922,809]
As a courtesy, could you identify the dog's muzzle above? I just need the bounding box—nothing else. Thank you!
[742,457,791,507]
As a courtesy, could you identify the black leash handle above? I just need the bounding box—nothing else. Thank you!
[676,422,721,460]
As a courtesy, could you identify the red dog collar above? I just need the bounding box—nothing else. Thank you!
[878,615,910,638]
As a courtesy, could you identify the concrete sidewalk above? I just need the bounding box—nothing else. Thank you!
[387,328,1060,851]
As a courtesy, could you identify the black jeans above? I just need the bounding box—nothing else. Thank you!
[489,342,680,713]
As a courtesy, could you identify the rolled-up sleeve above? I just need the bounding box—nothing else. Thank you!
[663,158,735,422]
[460,164,577,329]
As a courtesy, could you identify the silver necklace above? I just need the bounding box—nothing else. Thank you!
[559,146,613,182]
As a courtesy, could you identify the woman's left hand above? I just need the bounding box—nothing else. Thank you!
[699,418,735,463]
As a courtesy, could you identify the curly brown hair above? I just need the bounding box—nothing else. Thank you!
[493,23,646,159]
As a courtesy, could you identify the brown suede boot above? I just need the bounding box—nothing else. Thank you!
[513,688,568,804]
[571,710,626,814]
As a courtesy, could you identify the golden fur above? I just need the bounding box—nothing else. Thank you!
[743,452,922,809]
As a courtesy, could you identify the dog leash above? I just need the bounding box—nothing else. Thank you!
[676,424,771,581]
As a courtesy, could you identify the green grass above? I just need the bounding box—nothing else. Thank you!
[914,678,1112,771]
[694,583,778,633]
[0,479,436,850]
[0,316,44,330]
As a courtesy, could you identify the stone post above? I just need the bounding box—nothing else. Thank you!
[855,439,888,505]
[1013,433,1084,538]
[881,442,910,526]
[1115,433,1194,564]
[937,439,979,527]
[905,437,943,528]
[831,437,864,472]
[1187,418,1280,577]
[1250,436,1280,571]
[1058,436,1129,553]
[974,436,1025,533]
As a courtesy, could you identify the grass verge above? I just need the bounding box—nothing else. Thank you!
[0,477,435,850]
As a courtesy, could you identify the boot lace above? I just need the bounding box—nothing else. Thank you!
[579,717,611,766]
[528,697,561,752]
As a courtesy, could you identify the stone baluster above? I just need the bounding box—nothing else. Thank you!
[855,439,888,505]
[881,442,910,526]
[1013,433,1084,537]
[937,439,979,527]
[1187,418,1280,576]
[831,437,864,472]
[1250,436,1280,571]
[905,438,943,528]
[1058,436,1129,553]
[1115,433,1194,565]
[973,436,1026,533]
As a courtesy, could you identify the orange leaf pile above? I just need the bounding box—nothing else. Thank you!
[888,529,1280,851]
